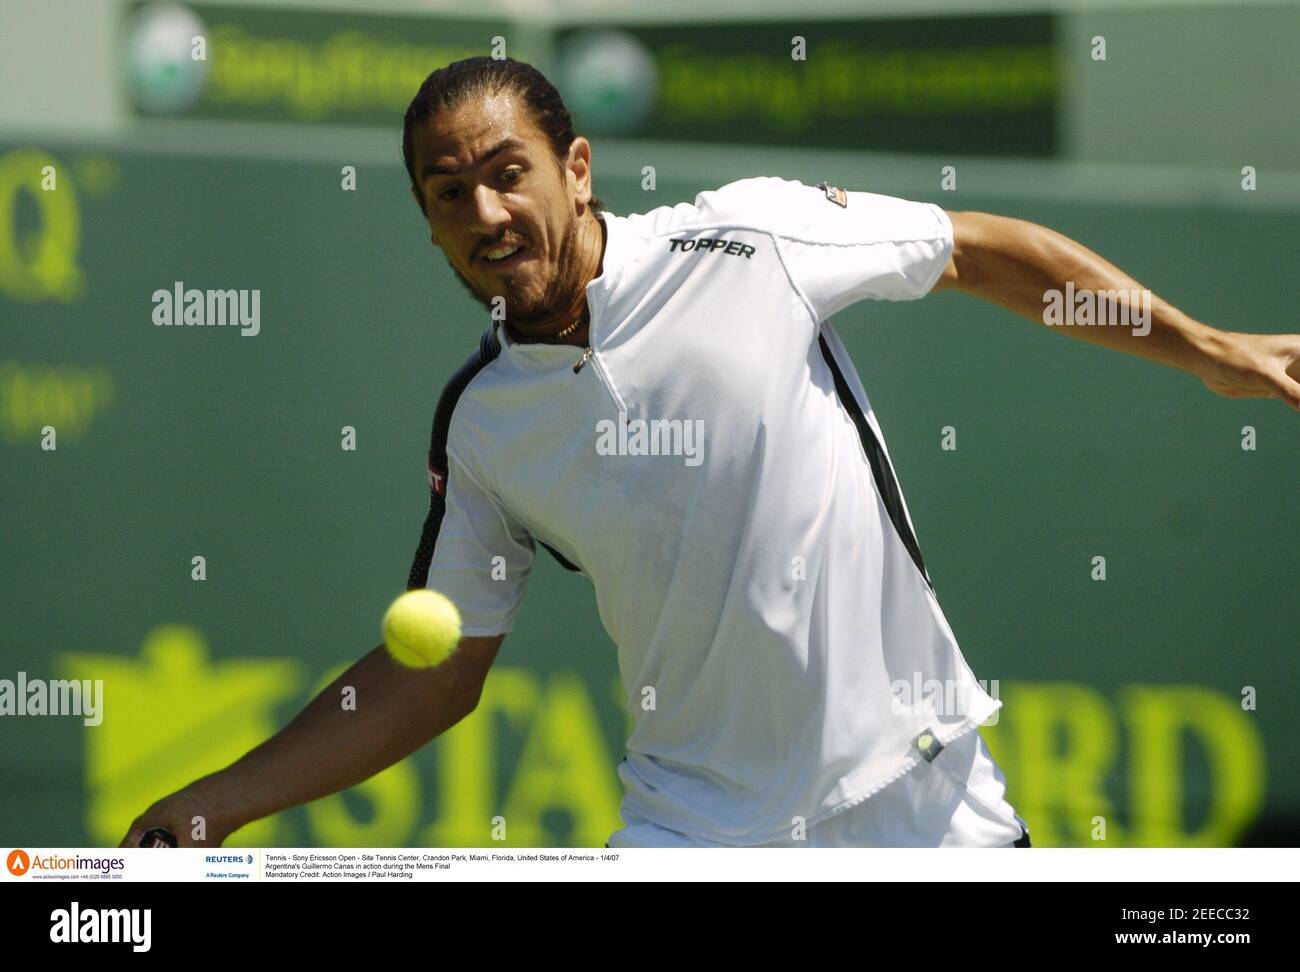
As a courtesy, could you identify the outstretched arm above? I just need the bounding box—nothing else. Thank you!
[119,634,505,846]
[932,210,1300,411]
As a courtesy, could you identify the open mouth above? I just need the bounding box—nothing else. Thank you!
[481,242,531,269]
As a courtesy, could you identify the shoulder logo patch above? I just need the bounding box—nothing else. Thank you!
[815,180,848,208]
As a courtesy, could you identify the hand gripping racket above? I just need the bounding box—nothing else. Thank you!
[139,827,178,848]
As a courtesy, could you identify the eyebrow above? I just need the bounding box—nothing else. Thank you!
[419,138,527,180]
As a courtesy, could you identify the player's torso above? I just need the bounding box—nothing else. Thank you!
[453,218,851,650]
[441,201,999,843]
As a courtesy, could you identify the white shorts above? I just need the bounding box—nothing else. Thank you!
[607,729,1029,848]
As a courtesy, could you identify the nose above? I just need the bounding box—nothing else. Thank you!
[468,183,511,244]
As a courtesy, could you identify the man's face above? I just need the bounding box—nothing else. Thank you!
[409,91,592,326]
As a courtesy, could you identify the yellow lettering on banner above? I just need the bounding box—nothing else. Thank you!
[657,44,1055,128]
[982,682,1120,847]
[1120,685,1265,847]
[0,361,113,443]
[422,667,540,846]
[59,626,302,847]
[498,673,622,847]
[47,636,1269,850]
[0,149,84,302]
[205,24,482,121]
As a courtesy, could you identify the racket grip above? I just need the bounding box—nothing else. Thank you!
[139,827,178,848]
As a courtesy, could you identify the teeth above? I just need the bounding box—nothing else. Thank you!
[485,244,522,261]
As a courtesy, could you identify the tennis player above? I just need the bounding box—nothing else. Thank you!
[122,57,1300,851]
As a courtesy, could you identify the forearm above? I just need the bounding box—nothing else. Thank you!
[191,642,476,837]
[954,213,1226,379]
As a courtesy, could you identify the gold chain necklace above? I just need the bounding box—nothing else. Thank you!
[540,317,582,344]
[509,315,584,345]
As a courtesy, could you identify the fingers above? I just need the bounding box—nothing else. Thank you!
[1265,338,1300,403]
[1205,333,1300,408]
[1271,370,1300,411]
[1203,371,1299,409]
[1286,356,1300,383]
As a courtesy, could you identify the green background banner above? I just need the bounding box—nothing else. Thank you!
[124,2,513,126]
[1,137,1296,848]
[121,3,1058,156]
[555,16,1059,155]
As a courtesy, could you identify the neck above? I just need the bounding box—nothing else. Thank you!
[505,211,606,348]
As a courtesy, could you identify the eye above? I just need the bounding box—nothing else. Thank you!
[499,166,524,185]
[437,185,462,202]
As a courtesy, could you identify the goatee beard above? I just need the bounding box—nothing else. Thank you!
[450,211,588,339]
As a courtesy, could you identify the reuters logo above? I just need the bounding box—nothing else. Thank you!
[7,849,30,876]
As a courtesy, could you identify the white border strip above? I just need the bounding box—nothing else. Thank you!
[3,846,1299,882]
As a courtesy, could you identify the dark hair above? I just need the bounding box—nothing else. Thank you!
[402,56,607,216]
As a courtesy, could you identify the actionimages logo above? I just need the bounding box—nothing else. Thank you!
[9,852,126,878]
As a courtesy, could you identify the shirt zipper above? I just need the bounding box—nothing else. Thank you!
[572,346,594,374]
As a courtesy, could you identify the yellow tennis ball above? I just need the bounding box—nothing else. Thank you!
[383,590,461,668]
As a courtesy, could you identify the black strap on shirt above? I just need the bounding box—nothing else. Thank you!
[407,326,582,591]
[817,334,933,591]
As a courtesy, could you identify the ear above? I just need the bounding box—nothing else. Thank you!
[566,136,594,211]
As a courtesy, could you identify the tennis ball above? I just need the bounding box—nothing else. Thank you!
[383,590,461,668]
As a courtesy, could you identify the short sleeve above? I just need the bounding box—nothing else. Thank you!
[424,449,535,636]
[694,176,953,322]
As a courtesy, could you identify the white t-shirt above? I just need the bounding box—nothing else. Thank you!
[426,176,1021,846]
